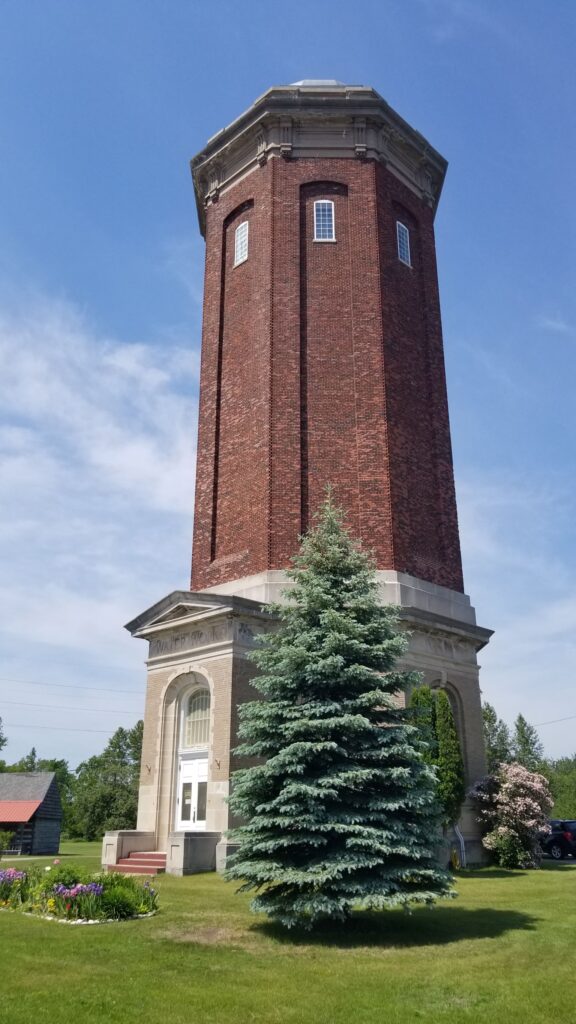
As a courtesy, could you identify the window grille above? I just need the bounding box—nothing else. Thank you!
[234,221,249,265]
[314,200,335,241]
[184,690,210,747]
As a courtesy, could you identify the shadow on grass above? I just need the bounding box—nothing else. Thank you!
[254,905,538,949]
[541,860,576,870]
[462,862,576,878]
[456,869,527,879]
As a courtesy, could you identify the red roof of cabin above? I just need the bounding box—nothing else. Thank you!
[0,800,42,822]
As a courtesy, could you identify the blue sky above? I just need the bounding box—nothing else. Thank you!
[0,0,574,766]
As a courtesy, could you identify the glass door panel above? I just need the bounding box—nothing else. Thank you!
[176,758,208,831]
[181,782,192,823]
[196,781,207,823]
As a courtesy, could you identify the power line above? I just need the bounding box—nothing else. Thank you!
[4,722,124,735]
[0,700,141,715]
[535,714,576,727]
[2,679,573,728]
[0,677,143,695]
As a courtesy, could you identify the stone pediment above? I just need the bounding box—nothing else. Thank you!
[125,590,271,639]
[146,601,221,627]
[125,590,232,636]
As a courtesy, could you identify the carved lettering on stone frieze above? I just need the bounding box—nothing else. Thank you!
[238,622,255,642]
[208,624,227,643]
[418,634,476,665]
[426,637,456,659]
[149,623,230,658]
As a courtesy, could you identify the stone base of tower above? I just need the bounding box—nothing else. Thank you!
[203,569,492,866]
[104,573,492,874]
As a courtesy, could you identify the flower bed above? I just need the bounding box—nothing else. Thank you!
[0,862,159,922]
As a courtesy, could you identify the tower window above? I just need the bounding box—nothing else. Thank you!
[314,200,335,241]
[396,221,411,266]
[234,221,249,265]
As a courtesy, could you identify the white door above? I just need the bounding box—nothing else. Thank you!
[176,758,208,831]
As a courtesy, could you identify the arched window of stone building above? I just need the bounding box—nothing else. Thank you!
[183,689,211,748]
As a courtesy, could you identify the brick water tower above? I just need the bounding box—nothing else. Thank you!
[104,82,491,876]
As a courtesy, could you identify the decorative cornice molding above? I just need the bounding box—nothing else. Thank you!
[190,84,448,235]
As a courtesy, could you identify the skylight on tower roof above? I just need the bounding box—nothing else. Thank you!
[290,80,345,86]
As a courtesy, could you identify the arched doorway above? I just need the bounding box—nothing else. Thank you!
[175,683,211,831]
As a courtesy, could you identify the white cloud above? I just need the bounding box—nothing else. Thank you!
[455,338,526,398]
[0,295,199,513]
[458,472,576,755]
[536,314,574,336]
[0,293,199,763]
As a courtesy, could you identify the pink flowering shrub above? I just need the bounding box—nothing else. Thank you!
[469,761,553,868]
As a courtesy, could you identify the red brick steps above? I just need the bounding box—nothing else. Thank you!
[110,851,166,876]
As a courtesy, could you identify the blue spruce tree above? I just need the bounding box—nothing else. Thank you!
[226,496,453,928]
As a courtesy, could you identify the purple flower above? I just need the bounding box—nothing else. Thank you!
[52,882,103,899]
[0,869,26,883]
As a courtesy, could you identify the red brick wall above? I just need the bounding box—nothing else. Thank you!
[191,157,464,593]
[375,164,464,591]
[192,170,272,585]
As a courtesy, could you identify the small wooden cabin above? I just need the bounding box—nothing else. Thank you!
[0,772,62,855]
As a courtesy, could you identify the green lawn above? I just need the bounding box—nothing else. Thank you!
[2,838,104,867]
[1,844,574,1024]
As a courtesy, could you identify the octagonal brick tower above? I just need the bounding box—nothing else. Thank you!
[115,83,491,875]
[191,81,464,597]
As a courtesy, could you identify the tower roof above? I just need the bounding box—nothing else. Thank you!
[191,82,447,235]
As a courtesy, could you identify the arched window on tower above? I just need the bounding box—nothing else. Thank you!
[234,221,249,265]
[314,199,335,241]
[183,689,211,748]
[396,221,411,266]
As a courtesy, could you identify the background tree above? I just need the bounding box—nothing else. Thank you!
[0,829,14,858]
[435,690,466,827]
[226,496,453,929]
[409,686,465,826]
[470,762,552,868]
[68,721,143,840]
[543,757,576,818]
[0,717,6,772]
[512,714,544,771]
[408,686,438,766]
[482,702,512,772]
[9,747,38,772]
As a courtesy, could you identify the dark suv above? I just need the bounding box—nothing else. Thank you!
[541,820,576,860]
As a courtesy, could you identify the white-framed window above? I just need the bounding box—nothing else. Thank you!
[314,200,335,241]
[396,221,411,266]
[234,221,249,266]
[183,689,211,748]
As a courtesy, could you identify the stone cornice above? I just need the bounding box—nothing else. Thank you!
[399,606,493,652]
[191,84,448,236]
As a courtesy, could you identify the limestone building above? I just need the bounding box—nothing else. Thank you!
[103,82,491,876]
